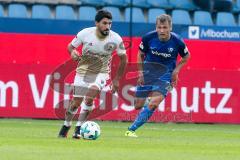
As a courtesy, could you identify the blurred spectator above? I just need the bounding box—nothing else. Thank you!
[193,0,233,12]
[193,0,213,11]
[213,0,233,12]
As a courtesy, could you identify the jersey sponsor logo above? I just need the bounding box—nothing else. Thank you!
[151,50,171,58]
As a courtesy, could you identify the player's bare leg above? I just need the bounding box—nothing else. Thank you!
[134,98,146,110]
[148,92,165,110]
[126,92,164,137]
[73,85,100,139]
[58,97,83,138]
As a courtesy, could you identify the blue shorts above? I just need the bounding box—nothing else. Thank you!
[135,80,172,98]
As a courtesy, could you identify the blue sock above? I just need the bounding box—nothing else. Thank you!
[128,105,155,131]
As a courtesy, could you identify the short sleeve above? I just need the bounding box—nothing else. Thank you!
[71,29,87,48]
[139,35,149,53]
[178,38,189,57]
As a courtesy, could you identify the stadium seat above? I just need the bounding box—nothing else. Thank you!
[148,8,166,23]
[216,12,237,26]
[32,5,51,19]
[169,0,198,11]
[79,6,96,21]
[0,4,4,17]
[172,10,192,25]
[8,4,28,18]
[56,5,76,20]
[193,11,213,26]
[124,7,146,23]
[81,0,105,7]
[103,7,123,22]
[147,0,173,9]
[103,0,128,7]
[125,0,151,8]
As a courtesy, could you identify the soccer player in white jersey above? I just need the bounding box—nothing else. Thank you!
[58,10,127,139]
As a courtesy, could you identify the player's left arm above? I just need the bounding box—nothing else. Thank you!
[171,41,191,87]
[112,54,127,93]
[115,54,128,80]
[112,36,128,93]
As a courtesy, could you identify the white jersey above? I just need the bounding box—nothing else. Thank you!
[71,27,126,74]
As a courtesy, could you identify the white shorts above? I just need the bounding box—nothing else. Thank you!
[73,73,109,97]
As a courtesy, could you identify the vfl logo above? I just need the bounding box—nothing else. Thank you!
[188,26,200,39]
[168,47,174,53]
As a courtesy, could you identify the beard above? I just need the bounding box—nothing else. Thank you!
[100,29,110,36]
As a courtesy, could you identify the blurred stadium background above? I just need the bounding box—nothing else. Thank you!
[0,0,240,160]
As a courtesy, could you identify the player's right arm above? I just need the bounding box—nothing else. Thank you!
[137,49,145,86]
[138,35,149,86]
[68,29,87,61]
[171,37,191,87]
[67,43,80,61]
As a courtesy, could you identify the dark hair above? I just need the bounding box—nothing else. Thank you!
[95,10,112,22]
[156,14,172,26]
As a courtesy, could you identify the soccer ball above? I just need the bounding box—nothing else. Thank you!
[80,121,101,140]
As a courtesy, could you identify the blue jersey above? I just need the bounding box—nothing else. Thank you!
[139,31,189,82]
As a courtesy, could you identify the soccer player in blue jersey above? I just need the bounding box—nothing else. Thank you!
[125,14,190,137]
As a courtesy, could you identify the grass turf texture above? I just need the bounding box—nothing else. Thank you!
[0,119,240,160]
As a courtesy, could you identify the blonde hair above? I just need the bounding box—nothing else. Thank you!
[156,14,172,27]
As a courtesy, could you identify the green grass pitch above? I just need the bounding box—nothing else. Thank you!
[0,119,240,160]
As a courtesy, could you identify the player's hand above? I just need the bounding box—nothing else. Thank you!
[71,50,80,61]
[171,70,179,87]
[111,78,119,93]
[137,72,144,86]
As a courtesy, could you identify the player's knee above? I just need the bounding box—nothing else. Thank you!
[66,100,80,115]
[134,101,144,110]
[134,105,142,110]
[71,99,81,108]
[84,98,94,106]
[68,98,82,113]
[148,102,159,110]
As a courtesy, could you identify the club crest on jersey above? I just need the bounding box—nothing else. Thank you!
[104,42,117,52]
[168,47,174,53]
